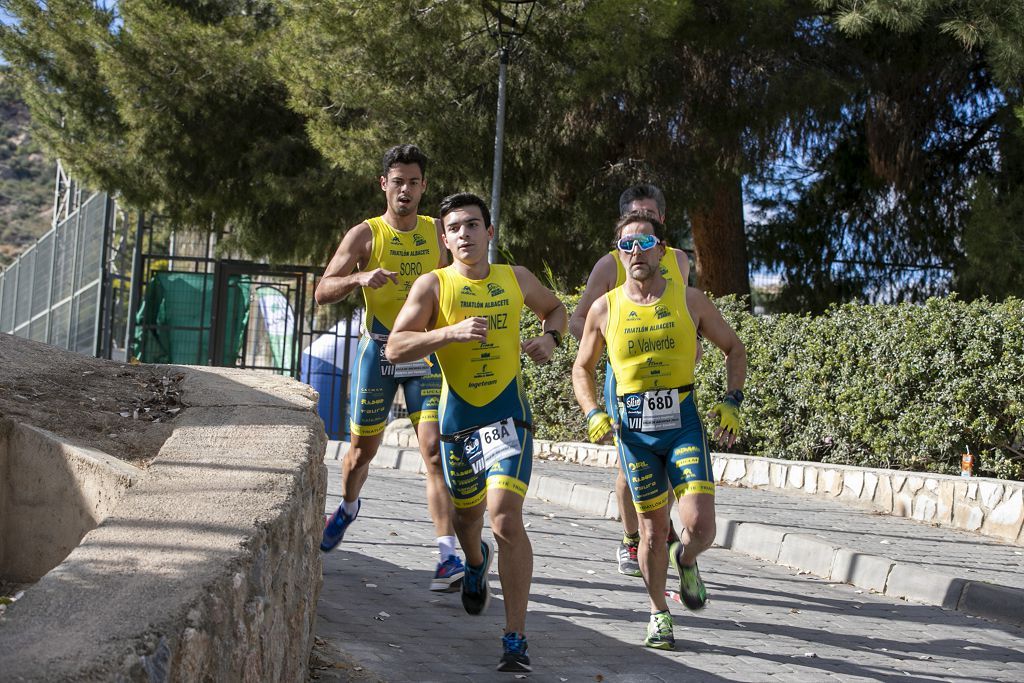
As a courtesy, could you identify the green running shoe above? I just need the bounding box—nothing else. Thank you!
[669,541,708,611]
[644,610,675,650]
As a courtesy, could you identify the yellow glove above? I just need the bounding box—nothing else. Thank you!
[709,397,742,446]
[586,409,613,443]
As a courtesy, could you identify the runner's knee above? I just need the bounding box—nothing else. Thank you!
[490,508,526,543]
[346,445,377,469]
[639,516,670,548]
[681,514,716,548]
[419,440,443,472]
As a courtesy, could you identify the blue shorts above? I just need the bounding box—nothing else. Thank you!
[615,390,715,512]
[348,335,440,437]
[439,379,533,509]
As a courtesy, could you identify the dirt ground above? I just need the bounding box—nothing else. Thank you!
[0,333,183,467]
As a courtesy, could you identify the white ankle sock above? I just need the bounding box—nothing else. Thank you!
[437,535,457,560]
[340,499,357,516]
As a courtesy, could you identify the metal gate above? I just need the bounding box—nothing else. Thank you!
[211,261,307,374]
[128,223,360,440]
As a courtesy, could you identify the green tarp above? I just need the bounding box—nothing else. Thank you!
[132,271,250,365]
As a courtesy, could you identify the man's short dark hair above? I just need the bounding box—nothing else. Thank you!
[614,211,667,243]
[618,184,666,217]
[382,144,428,176]
[439,192,492,228]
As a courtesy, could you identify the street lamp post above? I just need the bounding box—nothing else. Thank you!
[483,1,536,264]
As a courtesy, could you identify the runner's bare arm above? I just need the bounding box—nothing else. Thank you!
[568,254,617,341]
[314,222,397,304]
[571,296,609,417]
[686,287,746,392]
[387,274,487,363]
[515,266,568,364]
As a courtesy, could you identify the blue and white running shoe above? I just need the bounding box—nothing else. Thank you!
[320,499,361,552]
[498,631,531,672]
[430,554,465,592]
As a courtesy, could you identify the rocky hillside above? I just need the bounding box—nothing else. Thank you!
[0,68,55,267]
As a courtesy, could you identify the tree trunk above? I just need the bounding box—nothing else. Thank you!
[689,172,751,300]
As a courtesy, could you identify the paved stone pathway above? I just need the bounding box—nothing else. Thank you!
[314,464,1024,682]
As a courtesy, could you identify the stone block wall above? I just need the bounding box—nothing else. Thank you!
[535,440,1024,546]
[0,367,328,682]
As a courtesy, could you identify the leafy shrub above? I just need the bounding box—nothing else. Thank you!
[521,291,1024,481]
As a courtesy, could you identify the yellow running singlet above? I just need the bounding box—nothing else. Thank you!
[363,215,441,333]
[433,264,524,407]
[604,279,697,394]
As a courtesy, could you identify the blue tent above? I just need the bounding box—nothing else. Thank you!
[301,315,361,441]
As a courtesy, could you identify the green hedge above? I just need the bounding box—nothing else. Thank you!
[521,293,1024,481]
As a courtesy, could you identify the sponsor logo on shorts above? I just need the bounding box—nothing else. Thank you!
[627,461,648,472]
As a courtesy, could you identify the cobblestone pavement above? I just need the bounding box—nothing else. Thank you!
[315,464,1024,683]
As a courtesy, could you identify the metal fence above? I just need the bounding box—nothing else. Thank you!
[128,216,361,440]
[0,191,116,355]
[0,189,362,442]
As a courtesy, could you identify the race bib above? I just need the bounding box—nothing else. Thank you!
[464,418,521,474]
[378,344,430,378]
[622,389,681,432]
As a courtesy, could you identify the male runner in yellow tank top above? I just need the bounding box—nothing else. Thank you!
[315,144,464,592]
[569,184,692,577]
[573,211,746,650]
[388,193,567,673]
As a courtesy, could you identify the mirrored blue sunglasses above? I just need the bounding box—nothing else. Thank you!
[617,233,660,252]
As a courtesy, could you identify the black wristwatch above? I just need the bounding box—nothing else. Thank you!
[544,329,563,348]
[724,389,744,405]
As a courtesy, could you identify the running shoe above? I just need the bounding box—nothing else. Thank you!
[644,611,675,650]
[669,540,708,610]
[616,540,642,577]
[430,554,465,592]
[461,539,493,615]
[320,499,360,552]
[497,631,531,672]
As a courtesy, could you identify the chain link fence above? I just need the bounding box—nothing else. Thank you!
[0,191,116,355]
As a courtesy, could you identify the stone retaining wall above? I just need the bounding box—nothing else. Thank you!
[0,367,327,682]
[0,420,140,583]
[534,440,1024,546]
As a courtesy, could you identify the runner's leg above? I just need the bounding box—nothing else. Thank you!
[638,505,672,613]
[488,488,532,635]
[341,431,382,503]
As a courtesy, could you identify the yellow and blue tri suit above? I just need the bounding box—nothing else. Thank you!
[604,278,714,512]
[433,264,533,508]
[603,248,686,422]
[349,215,442,437]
